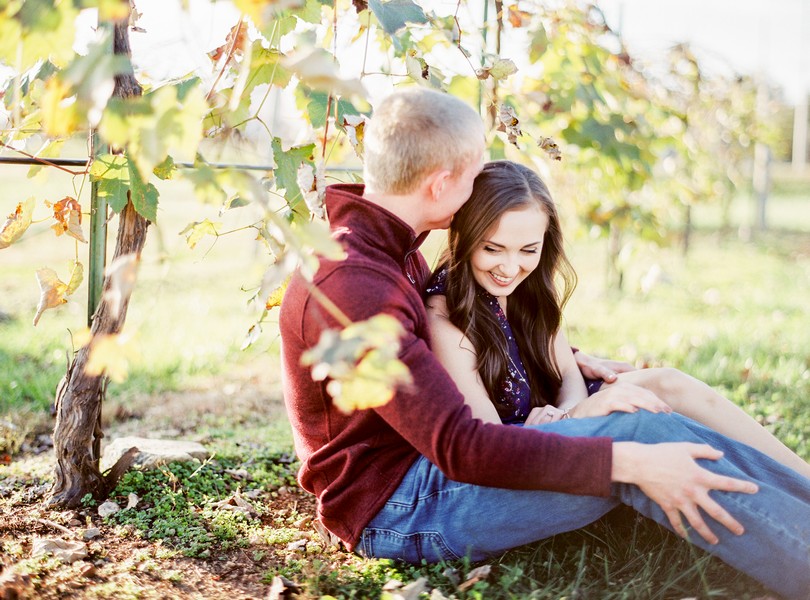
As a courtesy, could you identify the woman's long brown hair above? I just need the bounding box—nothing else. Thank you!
[439,161,577,416]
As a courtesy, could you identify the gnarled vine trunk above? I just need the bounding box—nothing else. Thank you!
[49,18,149,508]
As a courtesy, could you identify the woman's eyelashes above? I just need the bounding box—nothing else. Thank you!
[481,245,538,254]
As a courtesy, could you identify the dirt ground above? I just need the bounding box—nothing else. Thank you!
[0,370,339,600]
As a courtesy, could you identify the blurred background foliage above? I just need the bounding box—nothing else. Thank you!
[0,0,808,445]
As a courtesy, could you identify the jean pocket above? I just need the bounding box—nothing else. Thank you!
[359,527,461,564]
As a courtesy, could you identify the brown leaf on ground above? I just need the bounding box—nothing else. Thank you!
[458,564,492,592]
[267,575,301,599]
[31,538,88,563]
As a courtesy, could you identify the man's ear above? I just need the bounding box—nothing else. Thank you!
[425,169,452,202]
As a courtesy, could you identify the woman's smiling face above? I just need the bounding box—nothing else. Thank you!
[470,204,549,305]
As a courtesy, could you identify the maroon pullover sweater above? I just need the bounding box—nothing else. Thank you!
[279,184,613,550]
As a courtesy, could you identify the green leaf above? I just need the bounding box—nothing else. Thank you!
[153,155,177,180]
[305,90,361,129]
[271,138,315,213]
[90,153,130,213]
[127,152,159,222]
[368,0,428,35]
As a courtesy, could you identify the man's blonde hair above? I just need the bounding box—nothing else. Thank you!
[363,88,484,195]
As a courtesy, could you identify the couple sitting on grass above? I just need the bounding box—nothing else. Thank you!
[280,88,810,599]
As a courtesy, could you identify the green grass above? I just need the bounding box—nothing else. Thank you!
[2,168,809,597]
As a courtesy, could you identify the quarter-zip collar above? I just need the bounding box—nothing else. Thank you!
[324,183,429,266]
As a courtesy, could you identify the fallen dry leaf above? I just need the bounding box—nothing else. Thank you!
[267,575,301,600]
[31,537,88,563]
[458,564,492,592]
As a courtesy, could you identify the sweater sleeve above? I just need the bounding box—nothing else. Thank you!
[302,266,614,497]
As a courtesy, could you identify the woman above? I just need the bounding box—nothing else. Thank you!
[426,160,810,479]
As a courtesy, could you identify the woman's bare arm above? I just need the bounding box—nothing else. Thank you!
[553,330,589,410]
[426,295,502,424]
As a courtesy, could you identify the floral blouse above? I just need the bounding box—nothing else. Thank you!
[425,268,532,424]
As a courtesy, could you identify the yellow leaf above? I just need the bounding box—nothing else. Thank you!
[265,275,291,310]
[66,260,83,296]
[0,198,35,250]
[97,0,131,21]
[33,268,68,326]
[84,333,139,383]
[41,77,79,137]
[179,219,221,250]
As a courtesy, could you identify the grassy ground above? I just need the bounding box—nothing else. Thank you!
[1,170,810,597]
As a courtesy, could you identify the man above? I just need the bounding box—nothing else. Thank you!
[280,88,810,599]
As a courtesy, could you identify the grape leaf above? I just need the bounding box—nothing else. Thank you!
[283,48,367,100]
[153,155,176,180]
[90,154,130,213]
[179,219,221,250]
[301,314,412,414]
[265,275,291,310]
[271,138,316,212]
[65,260,83,295]
[368,0,427,35]
[33,267,68,326]
[0,198,35,250]
[127,154,159,222]
[49,197,87,243]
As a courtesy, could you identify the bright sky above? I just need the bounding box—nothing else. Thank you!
[596,0,810,104]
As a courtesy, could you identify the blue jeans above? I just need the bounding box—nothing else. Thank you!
[357,412,810,599]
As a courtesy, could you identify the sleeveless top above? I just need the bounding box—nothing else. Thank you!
[425,268,532,424]
[425,268,603,424]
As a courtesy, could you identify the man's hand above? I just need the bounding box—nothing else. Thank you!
[574,351,635,383]
[612,441,759,544]
[568,382,671,418]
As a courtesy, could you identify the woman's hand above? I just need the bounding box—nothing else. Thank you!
[574,351,636,383]
[525,405,570,426]
[568,382,672,419]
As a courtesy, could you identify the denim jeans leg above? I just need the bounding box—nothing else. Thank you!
[358,454,619,563]
[359,411,810,599]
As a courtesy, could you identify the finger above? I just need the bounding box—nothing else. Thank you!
[680,504,719,545]
[609,401,639,414]
[685,443,725,461]
[696,493,746,537]
[627,395,670,414]
[664,507,689,539]
[705,473,759,495]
